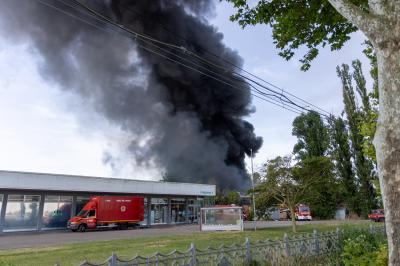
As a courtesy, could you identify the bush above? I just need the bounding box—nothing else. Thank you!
[341,234,388,266]
[375,244,388,266]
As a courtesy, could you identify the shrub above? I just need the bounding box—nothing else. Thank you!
[375,244,388,266]
[341,234,388,266]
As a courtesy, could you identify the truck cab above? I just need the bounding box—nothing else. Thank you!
[68,203,97,232]
[295,204,312,221]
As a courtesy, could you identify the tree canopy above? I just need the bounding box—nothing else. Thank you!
[226,0,367,70]
[292,111,329,159]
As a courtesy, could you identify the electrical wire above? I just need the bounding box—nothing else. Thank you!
[68,0,321,116]
[115,3,332,116]
[36,0,329,117]
[71,0,333,117]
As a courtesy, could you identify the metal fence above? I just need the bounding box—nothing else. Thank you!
[75,225,385,266]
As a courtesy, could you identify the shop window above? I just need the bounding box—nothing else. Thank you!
[75,196,91,215]
[42,195,72,229]
[151,198,168,224]
[171,198,186,223]
[4,195,41,231]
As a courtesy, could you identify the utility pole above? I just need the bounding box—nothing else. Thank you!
[250,149,257,231]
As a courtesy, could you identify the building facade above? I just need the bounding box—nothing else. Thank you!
[0,170,215,232]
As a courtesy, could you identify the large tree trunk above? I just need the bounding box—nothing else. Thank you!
[327,2,400,264]
[374,48,400,266]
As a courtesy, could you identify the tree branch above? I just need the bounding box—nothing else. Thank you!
[328,0,379,37]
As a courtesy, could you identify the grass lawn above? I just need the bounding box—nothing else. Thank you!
[0,220,371,266]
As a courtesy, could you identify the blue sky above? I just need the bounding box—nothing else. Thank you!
[0,1,370,178]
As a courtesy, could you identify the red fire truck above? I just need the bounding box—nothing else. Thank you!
[368,209,385,222]
[67,196,144,232]
[294,204,312,221]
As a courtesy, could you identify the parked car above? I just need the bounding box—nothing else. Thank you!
[368,209,385,222]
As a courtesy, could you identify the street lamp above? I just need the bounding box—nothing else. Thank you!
[250,149,257,231]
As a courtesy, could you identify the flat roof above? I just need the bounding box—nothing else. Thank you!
[0,170,216,197]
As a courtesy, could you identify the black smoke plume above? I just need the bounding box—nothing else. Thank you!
[0,0,262,190]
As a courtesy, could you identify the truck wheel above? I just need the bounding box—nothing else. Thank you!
[78,224,87,232]
[71,229,77,232]
[118,223,128,230]
[378,217,385,222]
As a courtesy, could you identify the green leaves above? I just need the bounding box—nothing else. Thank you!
[226,0,361,70]
[292,111,329,160]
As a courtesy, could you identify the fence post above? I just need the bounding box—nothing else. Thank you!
[283,233,290,257]
[335,227,340,250]
[313,230,319,255]
[245,237,251,263]
[190,243,196,266]
[108,252,117,266]
[336,227,340,249]
[155,252,159,266]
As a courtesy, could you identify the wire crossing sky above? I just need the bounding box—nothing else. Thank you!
[0,0,369,180]
[42,0,332,118]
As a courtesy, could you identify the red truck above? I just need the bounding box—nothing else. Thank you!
[368,209,385,222]
[294,204,312,221]
[67,196,144,232]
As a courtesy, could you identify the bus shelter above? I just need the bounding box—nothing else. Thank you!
[200,206,243,231]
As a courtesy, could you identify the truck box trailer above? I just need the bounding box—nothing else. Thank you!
[67,196,144,232]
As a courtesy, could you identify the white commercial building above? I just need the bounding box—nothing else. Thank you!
[0,170,216,232]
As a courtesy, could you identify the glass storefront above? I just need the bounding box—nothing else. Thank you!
[151,198,168,224]
[171,198,186,223]
[42,196,72,229]
[75,196,91,215]
[0,193,211,231]
[4,195,41,231]
[187,199,200,223]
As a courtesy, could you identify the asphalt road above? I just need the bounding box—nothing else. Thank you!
[0,220,351,250]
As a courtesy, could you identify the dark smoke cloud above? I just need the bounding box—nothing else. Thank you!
[0,0,262,190]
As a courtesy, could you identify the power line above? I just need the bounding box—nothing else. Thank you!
[37,0,305,115]
[42,0,297,110]
[69,0,325,117]
[36,0,332,119]
[37,0,302,115]
[117,3,333,116]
